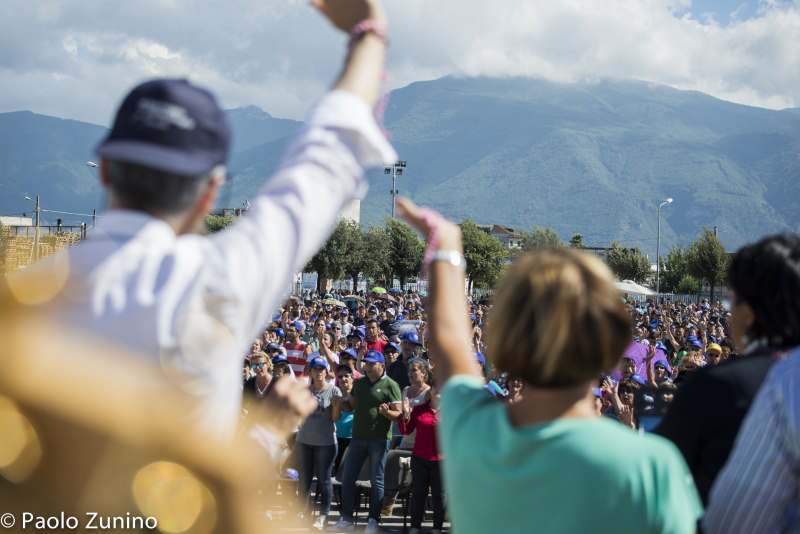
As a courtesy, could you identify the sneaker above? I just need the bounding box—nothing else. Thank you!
[312,515,327,530]
[328,519,354,532]
[364,518,380,533]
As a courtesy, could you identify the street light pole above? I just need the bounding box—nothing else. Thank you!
[656,197,673,300]
[384,160,407,218]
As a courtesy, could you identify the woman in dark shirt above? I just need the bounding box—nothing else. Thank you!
[656,234,800,504]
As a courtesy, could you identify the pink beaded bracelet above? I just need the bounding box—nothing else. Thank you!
[348,19,388,49]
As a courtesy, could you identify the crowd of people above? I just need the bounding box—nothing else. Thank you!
[21,0,800,531]
[239,228,800,534]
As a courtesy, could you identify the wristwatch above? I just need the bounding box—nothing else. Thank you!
[430,249,465,269]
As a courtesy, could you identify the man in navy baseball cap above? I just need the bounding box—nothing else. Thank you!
[96,79,231,178]
[20,0,397,472]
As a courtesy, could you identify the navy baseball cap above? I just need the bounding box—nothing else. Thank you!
[384,342,400,354]
[96,79,231,176]
[347,329,365,340]
[363,350,385,364]
[272,355,289,365]
[401,332,422,346]
[271,327,285,338]
[309,356,329,369]
[340,348,358,360]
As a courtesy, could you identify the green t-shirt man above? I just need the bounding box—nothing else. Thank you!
[439,375,703,534]
[351,373,402,439]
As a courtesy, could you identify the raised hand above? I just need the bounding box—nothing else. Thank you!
[396,197,462,252]
[619,405,635,429]
[311,0,386,32]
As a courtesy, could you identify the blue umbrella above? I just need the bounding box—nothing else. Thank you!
[389,288,403,294]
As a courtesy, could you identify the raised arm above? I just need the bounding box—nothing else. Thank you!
[645,345,658,388]
[396,198,480,384]
[314,0,387,108]
[210,0,396,345]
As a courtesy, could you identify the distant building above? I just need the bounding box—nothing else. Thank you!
[476,224,522,249]
[340,199,361,225]
[209,208,246,217]
[0,216,33,227]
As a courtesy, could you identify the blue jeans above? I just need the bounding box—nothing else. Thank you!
[298,442,338,516]
[340,437,389,522]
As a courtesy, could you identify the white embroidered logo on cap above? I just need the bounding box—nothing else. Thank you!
[132,98,196,131]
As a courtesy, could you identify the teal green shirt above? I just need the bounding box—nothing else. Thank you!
[439,375,703,534]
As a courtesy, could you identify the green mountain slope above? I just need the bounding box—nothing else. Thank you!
[1,77,798,255]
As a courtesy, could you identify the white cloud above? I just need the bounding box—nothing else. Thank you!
[0,0,797,125]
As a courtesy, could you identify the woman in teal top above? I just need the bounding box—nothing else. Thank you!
[395,198,703,534]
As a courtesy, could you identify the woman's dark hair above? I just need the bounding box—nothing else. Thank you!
[618,377,642,393]
[728,233,800,347]
[658,381,678,393]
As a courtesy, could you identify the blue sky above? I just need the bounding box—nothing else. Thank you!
[680,0,761,24]
[0,0,797,124]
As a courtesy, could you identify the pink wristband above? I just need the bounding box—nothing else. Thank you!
[348,19,388,48]
[421,208,443,278]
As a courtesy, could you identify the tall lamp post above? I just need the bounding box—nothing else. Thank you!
[24,195,41,261]
[384,160,407,218]
[656,197,673,300]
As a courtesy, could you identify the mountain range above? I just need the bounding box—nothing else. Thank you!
[1,76,799,256]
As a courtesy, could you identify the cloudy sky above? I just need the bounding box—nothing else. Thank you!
[0,0,798,125]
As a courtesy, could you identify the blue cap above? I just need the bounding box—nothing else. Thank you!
[687,335,698,342]
[475,352,486,365]
[691,340,704,349]
[264,342,282,352]
[271,355,289,365]
[363,350,385,364]
[469,314,477,321]
[384,342,400,353]
[655,341,667,352]
[309,356,329,369]
[340,348,358,360]
[290,321,303,332]
[348,328,365,339]
[631,374,646,385]
[271,327,285,338]
[96,79,231,176]
[401,332,422,346]
[592,387,603,398]
[654,359,670,371]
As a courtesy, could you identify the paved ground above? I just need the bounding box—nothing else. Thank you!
[265,483,450,533]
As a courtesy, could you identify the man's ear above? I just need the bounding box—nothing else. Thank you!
[99,159,111,187]
[197,173,224,215]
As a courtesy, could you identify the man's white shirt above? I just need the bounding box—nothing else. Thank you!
[22,91,396,440]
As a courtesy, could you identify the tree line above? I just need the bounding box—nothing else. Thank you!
[206,215,729,299]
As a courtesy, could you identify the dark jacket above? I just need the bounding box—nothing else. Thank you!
[655,349,779,505]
